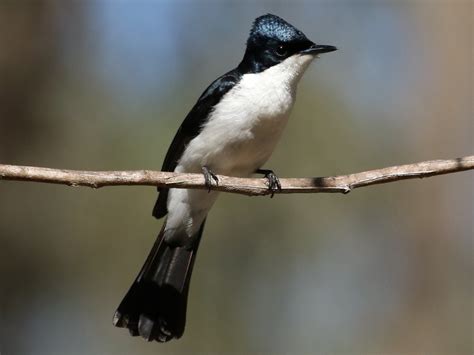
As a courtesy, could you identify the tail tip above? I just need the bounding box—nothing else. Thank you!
[138,314,174,342]
[112,310,125,327]
[114,310,176,342]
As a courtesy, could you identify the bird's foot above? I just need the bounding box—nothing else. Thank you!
[256,169,281,198]
[202,166,219,192]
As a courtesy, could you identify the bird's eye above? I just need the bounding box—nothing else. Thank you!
[275,44,287,57]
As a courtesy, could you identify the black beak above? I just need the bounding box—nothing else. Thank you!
[300,43,338,55]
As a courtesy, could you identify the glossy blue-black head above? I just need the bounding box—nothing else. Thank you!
[239,14,337,73]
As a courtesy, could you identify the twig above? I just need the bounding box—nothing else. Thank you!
[0,156,472,196]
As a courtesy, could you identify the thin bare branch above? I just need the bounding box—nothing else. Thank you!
[0,156,472,196]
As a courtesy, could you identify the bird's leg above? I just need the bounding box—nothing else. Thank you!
[201,166,219,192]
[255,168,282,198]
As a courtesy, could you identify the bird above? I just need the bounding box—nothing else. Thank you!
[113,13,337,342]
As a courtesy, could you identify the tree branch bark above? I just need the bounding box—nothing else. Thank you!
[0,156,472,196]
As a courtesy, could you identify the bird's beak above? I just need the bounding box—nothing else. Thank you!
[300,43,338,55]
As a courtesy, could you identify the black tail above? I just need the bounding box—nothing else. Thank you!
[113,220,205,342]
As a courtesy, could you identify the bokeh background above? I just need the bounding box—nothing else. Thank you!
[0,1,472,354]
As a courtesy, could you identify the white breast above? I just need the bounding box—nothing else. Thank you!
[177,53,315,177]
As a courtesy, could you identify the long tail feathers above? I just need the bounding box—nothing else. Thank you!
[113,220,205,342]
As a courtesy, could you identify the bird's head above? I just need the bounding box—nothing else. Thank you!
[240,14,337,73]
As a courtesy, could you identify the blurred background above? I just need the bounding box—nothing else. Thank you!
[0,1,472,354]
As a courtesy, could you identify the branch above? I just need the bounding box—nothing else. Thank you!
[0,156,472,196]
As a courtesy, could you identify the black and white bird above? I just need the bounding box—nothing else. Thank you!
[113,13,337,342]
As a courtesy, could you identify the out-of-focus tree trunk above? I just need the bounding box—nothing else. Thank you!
[0,1,82,160]
[387,4,472,354]
[0,2,85,354]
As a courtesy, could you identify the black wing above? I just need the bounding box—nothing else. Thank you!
[152,68,242,219]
